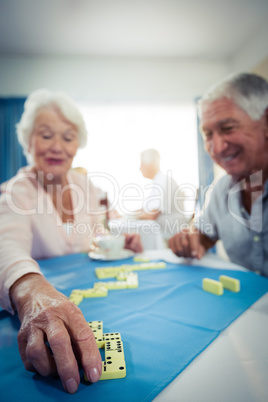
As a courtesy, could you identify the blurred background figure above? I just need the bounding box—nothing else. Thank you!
[136,148,192,239]
[137,148,175,219]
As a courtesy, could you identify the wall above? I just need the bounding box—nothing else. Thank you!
[0,56,230,102]
[229,21,268,73]
[252,57,268,81]
[0,13,267,102]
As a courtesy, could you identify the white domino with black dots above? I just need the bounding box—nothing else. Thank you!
[85,321,126,380]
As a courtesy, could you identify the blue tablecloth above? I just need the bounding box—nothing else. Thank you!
[1,253,268,402]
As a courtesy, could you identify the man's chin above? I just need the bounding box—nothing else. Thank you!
[221,166,245,182]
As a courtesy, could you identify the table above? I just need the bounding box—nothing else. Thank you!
[152,250,268,402]
[0,249,267,402]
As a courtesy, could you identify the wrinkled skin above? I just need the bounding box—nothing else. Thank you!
[169,100,268,259]
[9,106,144,394]
[10,234,143,394]
[10,273,102,394]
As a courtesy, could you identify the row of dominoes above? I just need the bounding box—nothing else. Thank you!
[202,275,240,296]
[95,261,166,279]
[69,287,107,305]
[95,272,139,290]
[85,321,126,380]
[133,256,150,262]
[69,261,165,304]
[69,272,139,305]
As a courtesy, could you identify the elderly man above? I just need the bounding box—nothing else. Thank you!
[169,73,268,277]
[137,149,169,220]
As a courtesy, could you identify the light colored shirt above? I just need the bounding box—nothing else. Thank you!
[0,167,100,313]
[143,170,178,214]
[143,171,191,239]
[196,174,268,277]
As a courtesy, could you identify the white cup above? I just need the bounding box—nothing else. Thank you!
[96,234,125,258]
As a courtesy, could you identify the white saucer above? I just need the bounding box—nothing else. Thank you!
[88,249,134,261]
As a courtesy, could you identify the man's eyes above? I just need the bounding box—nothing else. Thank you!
[221,125,234,132]
[202,125,235,139]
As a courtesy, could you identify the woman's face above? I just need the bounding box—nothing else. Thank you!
[29,107,79,181]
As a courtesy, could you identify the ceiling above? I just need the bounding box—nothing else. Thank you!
[0,0,268,61]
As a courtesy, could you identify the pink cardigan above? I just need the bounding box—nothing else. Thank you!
[0,167,100,313]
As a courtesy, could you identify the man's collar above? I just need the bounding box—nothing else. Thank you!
[227,174,268,195]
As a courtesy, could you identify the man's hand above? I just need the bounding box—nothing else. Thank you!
[10,273,102,394]
[168,227,215,259]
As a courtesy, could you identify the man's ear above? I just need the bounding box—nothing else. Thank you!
[265,107,268,139]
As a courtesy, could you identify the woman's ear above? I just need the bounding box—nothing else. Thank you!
[28,133,34,153]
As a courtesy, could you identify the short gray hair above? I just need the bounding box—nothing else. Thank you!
[16,89,88,163]
[141,149,160,168]
[198,73,268,120]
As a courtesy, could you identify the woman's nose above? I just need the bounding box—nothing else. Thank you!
[50,136,63,152]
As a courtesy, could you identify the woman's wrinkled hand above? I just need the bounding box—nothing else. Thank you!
[10,273,102,394]
[124,233,143,253]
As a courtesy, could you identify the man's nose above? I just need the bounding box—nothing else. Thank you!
[209,133,228,156]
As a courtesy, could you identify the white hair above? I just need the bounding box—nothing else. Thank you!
[198,73,268,121]
[16,89,88,163]
[141,149,160,168]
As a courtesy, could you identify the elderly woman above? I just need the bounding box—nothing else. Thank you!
[0,89,142,394]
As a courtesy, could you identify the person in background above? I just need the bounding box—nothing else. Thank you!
[137,148,189,239]
[0,89,143,394]
[169,72,268,277]
[137,149,178,219]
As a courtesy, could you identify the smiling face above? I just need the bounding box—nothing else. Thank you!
[29,107,79,182]
[200,98,268,181]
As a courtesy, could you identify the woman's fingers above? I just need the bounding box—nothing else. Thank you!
[124,234,143,253]
[17,331,37,374]
[45,320,81,394]
[17,326,57,376]
[11,275,103,394]
[17,300,102,393]
[67,319,102,383]
[25,328,57,376]
[18,317,81,393]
